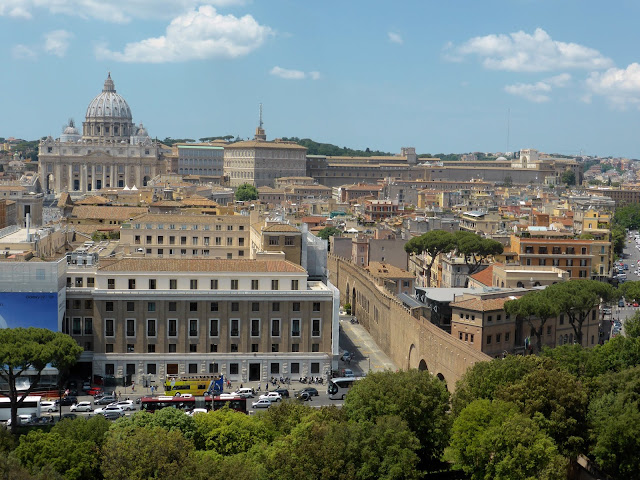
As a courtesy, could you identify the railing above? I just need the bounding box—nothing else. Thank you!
[230,329,239,336]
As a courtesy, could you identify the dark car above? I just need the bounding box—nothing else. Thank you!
[299,387,319,397]
[274,388,290,398]
[100,410,123,420]
[94,396,117,405]
[60,396,78,406]
[296,392,312,401]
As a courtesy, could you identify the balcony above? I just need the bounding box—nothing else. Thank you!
[312,330,320,336]
[292,330,300,337]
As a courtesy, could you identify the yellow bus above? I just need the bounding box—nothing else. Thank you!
[163,375,219,397]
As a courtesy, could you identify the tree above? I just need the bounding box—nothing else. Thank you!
[613,203,640,230]
[625,311,640,338]
[404,231,455,287]
[101,426,195,480]
[112,407,200,443]
[235,183,258,202]
[343,370,450,471]
[504,289,560,353]
[448,399,567,480]
[317,226,341,241]
[453,231,504,283]
[545,280,617,346]
[0,328,83,433]
[503,175,513,187]
[561,170,576,185]
[193,407,273,454]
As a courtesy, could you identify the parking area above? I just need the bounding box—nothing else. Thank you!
[338,314,397,376]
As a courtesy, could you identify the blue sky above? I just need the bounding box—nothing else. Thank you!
[2,0,640,158]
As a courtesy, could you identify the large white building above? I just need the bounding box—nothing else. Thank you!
[38,73,165,196]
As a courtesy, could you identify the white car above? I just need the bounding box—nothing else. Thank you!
[94,405,125,416]
[70,401,93,412]
[252,398,272,408]
[186,408,208,416]
[259,392,282,402]
[111,400,136,411]
[40,401,58,413]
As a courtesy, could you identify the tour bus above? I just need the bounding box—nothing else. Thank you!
[327,376,363,400]
[0,396,42,421]
[140,395,247,414]
[163,375,222,396]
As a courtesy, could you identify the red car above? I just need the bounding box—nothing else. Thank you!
[634,303,639,308]
[87,387,103,396]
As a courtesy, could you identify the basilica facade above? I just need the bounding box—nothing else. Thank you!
[38,74,165,196]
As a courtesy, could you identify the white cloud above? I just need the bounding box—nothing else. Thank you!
[96,6,273,63]
[451,28,613,72]
[388,32,403,45]
[504,73,572,103]
[270,66,320,80]
[586,63,640,108]
[44,30,73,57]
[0,0,246,23]
[11,44,37,60]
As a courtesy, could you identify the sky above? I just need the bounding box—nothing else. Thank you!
[2,0,640,158]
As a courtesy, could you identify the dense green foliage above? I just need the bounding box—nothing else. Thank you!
[561,170,576,185]
[281,137,392,157]
[613,203,640,230]
[317,226,341,241]
[235,183,259,202]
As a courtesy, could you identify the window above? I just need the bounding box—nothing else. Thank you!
[147,302,156,312]
[87,277,95,287]
[215,237,221,245]
[496,333,501,343]
[105,319,114,337]
[230,363,239,375]
[226,238,233,246]
[147,345,156,353]
[251,343,259,352]
[547,325,552,335]
[291,280,299,290]
[231,302,239,312]
[169,344,177,353]
[313,302,321,312]
[312,319,320,337]
[487,315,492,322]
[106,344,114,353]
[230,319,239,337]
[251,279,259,290]
[210,279,218,290]
[189,345,197,353]
[210,302,218,312]
[486,335,492,345]
[272,302,280,312]
[272,344,279,352]
[168,319,177,337]
[312,343,319,352]
[189,319,198,337]
[106,301,114,312]
[170,279,177,289]
[157,236,163,245]
[505,332,510,342]
[84,318,93,335]
[190,302,198,312]
[251,319,260,337]
[272,319,280,337]
[169,302,177,312]
[252,302,259,312]
[231,279,239,290]
[108,278,115,289]
[311,363,320,374]
[271,279,279,290]
[269,236,279,246]
[291,363,300,374]
[292,319,300,337]
[285,236,294,246]
[126,319,135,337]
[559,314,564,325]
[230,344,238,352]
[270,363,280,374]
[147,319,156,337]
[210,344,218,353]
[190,279,198,290]
[127,302,135,312]
[127,344,135,353]
[209,363,219,374]
[291,344,299,352]
[147,364,156,375]
[128,279,136,289]
[181,236,187,245]
[210,319,219,336]
[292,302,301,312]
[73,300,81,310]
[149,279,156,289]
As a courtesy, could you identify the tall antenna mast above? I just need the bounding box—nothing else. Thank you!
[259,103,263,129]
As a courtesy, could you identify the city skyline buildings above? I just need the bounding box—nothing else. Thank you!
[2,1,640,158]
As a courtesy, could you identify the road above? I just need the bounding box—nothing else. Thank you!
[611,232,640,336]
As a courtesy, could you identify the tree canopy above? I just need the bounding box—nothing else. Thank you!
[317,226,341,241]
[505,289,561,353]
[234,183,259,202]
[453,231,504,281]
[404,231,455,287]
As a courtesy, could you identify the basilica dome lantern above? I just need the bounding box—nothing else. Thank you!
[82,73,135,143]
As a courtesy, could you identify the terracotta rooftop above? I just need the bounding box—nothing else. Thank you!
[75,195,110,205]
[70,206,148,220]
[98,258,305,273]
[470,265,494,287]
[128,212,246,224]
[263,224,300,233]
[451,294,524,312]
[366,262,414,279]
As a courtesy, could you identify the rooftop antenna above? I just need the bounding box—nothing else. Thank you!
[259,103,263,129]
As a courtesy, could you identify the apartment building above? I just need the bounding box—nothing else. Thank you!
[511,234,613,279]
[64,257,338,385]
[119,213,250,258]
[459,210,502,235]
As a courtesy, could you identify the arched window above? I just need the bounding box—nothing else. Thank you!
[517,281,524,288]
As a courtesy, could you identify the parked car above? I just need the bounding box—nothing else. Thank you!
[101,410,123,420]
[274,388,290,398]
[259,392,282,402]
[94,405,125,416]
[87,387,103,396]
[233,388,255,398]
[40,401,58,413]
[7,414,36,426]
[111,400,135,411]
[343,369,355,378]
[60,396,78,406]
[341,351,352,362]
[299,387,319,397]
[94,396,116,405]
[619,299,626,307]
[70,401,93,412]
[296,391,313,401]
[252,399,272,408]
[186,408,208,416]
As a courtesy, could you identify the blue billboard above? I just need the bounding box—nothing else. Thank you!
[0,292,60,331]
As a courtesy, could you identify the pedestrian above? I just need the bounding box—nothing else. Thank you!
[240,384,243,389]
[257,383,261,392]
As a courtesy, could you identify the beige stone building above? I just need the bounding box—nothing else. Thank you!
[64,257,338,384]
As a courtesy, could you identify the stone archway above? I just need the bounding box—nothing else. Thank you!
[418,359,428,372]
[408,344,418,370]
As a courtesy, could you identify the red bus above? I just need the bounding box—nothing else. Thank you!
[140,395,247,414]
